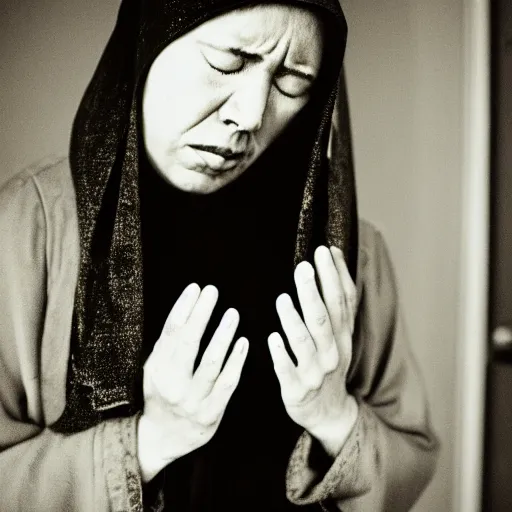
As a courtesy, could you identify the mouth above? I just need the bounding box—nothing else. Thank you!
[187,144,249,175]
[189,144,246,161]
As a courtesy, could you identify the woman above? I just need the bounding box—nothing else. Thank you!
[0,0,438,511]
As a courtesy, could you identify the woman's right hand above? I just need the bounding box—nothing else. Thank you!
[137,283,248,482]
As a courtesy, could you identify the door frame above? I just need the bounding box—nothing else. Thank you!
[453,0,490,510]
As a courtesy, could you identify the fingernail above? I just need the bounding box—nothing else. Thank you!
[238,338,248,353]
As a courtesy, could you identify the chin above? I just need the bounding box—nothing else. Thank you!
[157,164,240,194]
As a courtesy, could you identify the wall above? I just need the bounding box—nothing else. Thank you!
[0,1,463,510]
[0,0,118,174]
[341,0,464,510]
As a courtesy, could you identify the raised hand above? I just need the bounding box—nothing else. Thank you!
[268,246,358,457]
[138,283,249,482]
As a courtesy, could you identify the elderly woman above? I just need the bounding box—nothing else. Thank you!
[0,0,438,510]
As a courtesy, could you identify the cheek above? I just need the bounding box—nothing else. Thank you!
[142,46,225,146]
[257,91,308,149]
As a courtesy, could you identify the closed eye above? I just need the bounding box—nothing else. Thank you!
[274,70,314,98]
[200,45,244,74]
[199,43,316,97]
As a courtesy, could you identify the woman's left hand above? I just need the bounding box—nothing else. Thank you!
[268,245,359,458]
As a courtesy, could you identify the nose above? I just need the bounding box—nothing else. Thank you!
[218,72,272,133]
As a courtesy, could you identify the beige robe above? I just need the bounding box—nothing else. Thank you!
[0,156,438,511]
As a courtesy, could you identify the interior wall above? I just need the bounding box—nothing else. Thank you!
[0,0,118,176]
[341,0,464,510]
[0,1,462,510]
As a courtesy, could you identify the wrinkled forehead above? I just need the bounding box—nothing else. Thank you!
[137,0,346,83]
[198,4,323,37]
[192,5,324,64]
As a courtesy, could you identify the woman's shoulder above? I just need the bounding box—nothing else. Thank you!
[358,218,391,269]
[0,155,78,257]
[0,155,75,224]
[357,218,398,297]
[0,155,73,204]
[358,218,386,254]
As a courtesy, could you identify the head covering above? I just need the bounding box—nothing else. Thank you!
[51,0,357,448]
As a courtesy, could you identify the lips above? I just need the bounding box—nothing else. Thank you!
[187,143,248,174]
[189,144,245,160]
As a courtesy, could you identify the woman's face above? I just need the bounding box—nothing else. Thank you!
[142,4,324,194]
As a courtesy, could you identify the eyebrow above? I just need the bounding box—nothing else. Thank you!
[227,47,316,82]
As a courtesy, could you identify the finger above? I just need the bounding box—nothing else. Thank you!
[294,261,334,353]
[153,283,201,360]
[268,332,298,392]
[312,246,348,370]
[171,285,219,374]
[161,283,201,337]
[330,247,356,309]
[330,247,357,332]
[205,337,249,419]
[276,293,316,368]
[338,316,353,373]
[314,246,344,337]
[191,308,240,399]
[185,285,219,338]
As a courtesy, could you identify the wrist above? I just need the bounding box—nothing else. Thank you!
[308,395,359,458]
